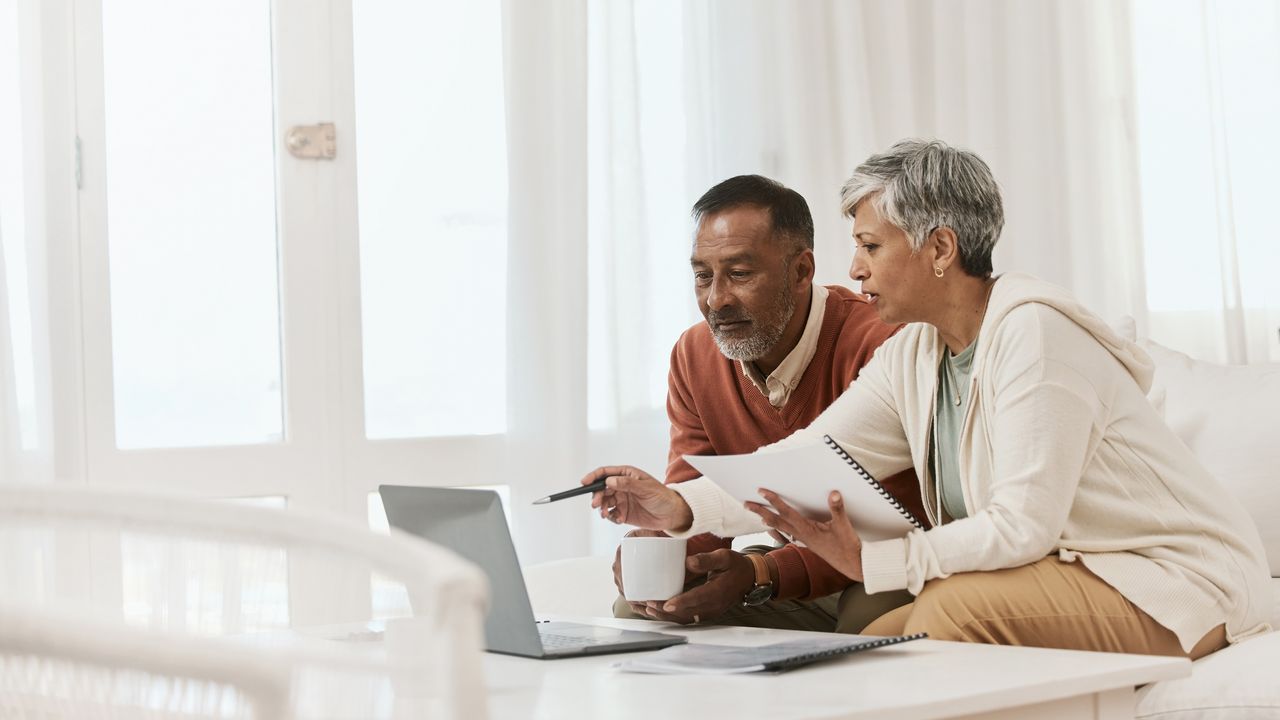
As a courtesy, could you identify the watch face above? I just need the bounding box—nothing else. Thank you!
[742,584,773,607]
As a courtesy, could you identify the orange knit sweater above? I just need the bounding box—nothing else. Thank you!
[666,285,925,600]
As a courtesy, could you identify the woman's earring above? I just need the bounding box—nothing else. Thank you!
[934,266,944,278]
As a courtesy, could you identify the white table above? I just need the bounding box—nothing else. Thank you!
[485,617,1190,720]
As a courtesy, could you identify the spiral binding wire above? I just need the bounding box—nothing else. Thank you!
[762,632,929,671]
[822,435,925,530]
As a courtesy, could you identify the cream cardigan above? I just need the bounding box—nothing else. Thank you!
[671,273,1273,651]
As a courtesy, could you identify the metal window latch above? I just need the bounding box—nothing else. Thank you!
[285,123,336,159]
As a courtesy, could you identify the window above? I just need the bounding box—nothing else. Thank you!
[100,0,283,449]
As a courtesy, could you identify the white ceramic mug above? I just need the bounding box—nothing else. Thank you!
[621,535,688,602]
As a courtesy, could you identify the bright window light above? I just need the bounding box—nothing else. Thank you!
[0,0,38,450]
[101,0,283,449]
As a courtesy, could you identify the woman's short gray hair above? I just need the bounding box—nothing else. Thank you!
[840,139,1003,277]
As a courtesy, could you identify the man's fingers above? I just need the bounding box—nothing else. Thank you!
[686,549,733,574]
[639,599,696,624]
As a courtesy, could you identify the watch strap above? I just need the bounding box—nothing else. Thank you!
[746,553,771,587]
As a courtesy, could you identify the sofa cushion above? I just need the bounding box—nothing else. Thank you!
[1136,628,1280,719]
[1273,578,1280,627]
[523,555,618,617]
[1140,339,1280,576]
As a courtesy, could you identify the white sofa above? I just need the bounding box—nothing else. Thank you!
[525,332,1280,720]
[1128,335,1280,719]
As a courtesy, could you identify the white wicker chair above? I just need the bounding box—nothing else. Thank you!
[0,484,490,719]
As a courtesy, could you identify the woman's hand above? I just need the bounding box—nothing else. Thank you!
[745,489,864,582]
[582,465,694,532]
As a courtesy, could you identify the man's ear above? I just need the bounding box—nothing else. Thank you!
[791,248,816,290]
[929,227,961,273]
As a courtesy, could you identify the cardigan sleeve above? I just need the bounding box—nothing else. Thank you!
[863,305,1104,595]
[666,335,916,539]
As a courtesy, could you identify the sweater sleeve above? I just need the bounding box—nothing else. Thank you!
[863,306,1101,595]
[665,338,709,484]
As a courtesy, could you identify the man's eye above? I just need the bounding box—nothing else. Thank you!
[693,272,712,284]
[729,270,751,279]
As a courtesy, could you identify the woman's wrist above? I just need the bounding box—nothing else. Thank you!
[669,499,694,533]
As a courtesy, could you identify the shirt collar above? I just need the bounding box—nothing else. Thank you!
[740,284,829,408]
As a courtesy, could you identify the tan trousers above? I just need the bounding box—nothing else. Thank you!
[614,546,914,634]
[863,556,1227,660]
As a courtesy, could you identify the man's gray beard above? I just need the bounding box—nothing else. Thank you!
[712,286,796,362]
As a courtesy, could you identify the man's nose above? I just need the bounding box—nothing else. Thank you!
[706,276,734,310]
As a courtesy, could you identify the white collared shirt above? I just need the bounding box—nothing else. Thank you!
[740,284,829,408]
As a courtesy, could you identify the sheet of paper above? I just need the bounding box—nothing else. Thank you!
[612,634,925,674]
[684,441,919,542]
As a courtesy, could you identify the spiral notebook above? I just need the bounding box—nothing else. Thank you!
[613,633,927,674]
[684,435,924,542]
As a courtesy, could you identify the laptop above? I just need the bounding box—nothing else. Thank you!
[379,485,688,659]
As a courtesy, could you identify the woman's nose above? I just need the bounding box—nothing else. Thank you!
[849,256,868,281]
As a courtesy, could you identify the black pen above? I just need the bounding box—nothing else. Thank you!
[532,478,607,505]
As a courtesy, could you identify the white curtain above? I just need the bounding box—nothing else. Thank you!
[680,0,1280,364]
[499,0,592,564]
[1130,0,1280,364]
[684,0,1146,325]
[0,0,54,485]
[501,0,700,558]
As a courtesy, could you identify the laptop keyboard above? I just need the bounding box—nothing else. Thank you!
[539,631,615,651]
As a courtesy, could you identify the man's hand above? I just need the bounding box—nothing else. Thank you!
[612,529,703,617]
[581,465,694,532]
[745,489,864,582]
[633,549,756,624]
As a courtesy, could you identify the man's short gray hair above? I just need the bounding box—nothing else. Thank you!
[839,139,1003,277]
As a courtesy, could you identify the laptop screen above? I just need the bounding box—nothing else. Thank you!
[379,485,544,656]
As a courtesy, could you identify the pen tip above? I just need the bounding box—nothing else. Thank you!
[532,497,549,505]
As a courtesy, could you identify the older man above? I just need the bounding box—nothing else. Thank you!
[603,175,923,632]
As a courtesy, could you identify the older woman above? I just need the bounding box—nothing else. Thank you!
[587,139,1272,658]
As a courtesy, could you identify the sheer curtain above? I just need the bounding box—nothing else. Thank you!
[680,0,1280,364]
[1,0,54,485]
[1131,0,1280,364]
[501,0,697,558]
[684,0,1146,324]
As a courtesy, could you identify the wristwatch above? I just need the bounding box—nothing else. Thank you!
[741,553,775,607]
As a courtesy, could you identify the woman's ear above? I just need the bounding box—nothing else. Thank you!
[930,227,961,273]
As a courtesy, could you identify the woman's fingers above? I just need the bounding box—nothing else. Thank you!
[744,500,796,537]
[828,490,843,512]
[757,488,806,525]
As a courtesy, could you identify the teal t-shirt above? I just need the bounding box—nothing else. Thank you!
[932,341,976,521]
